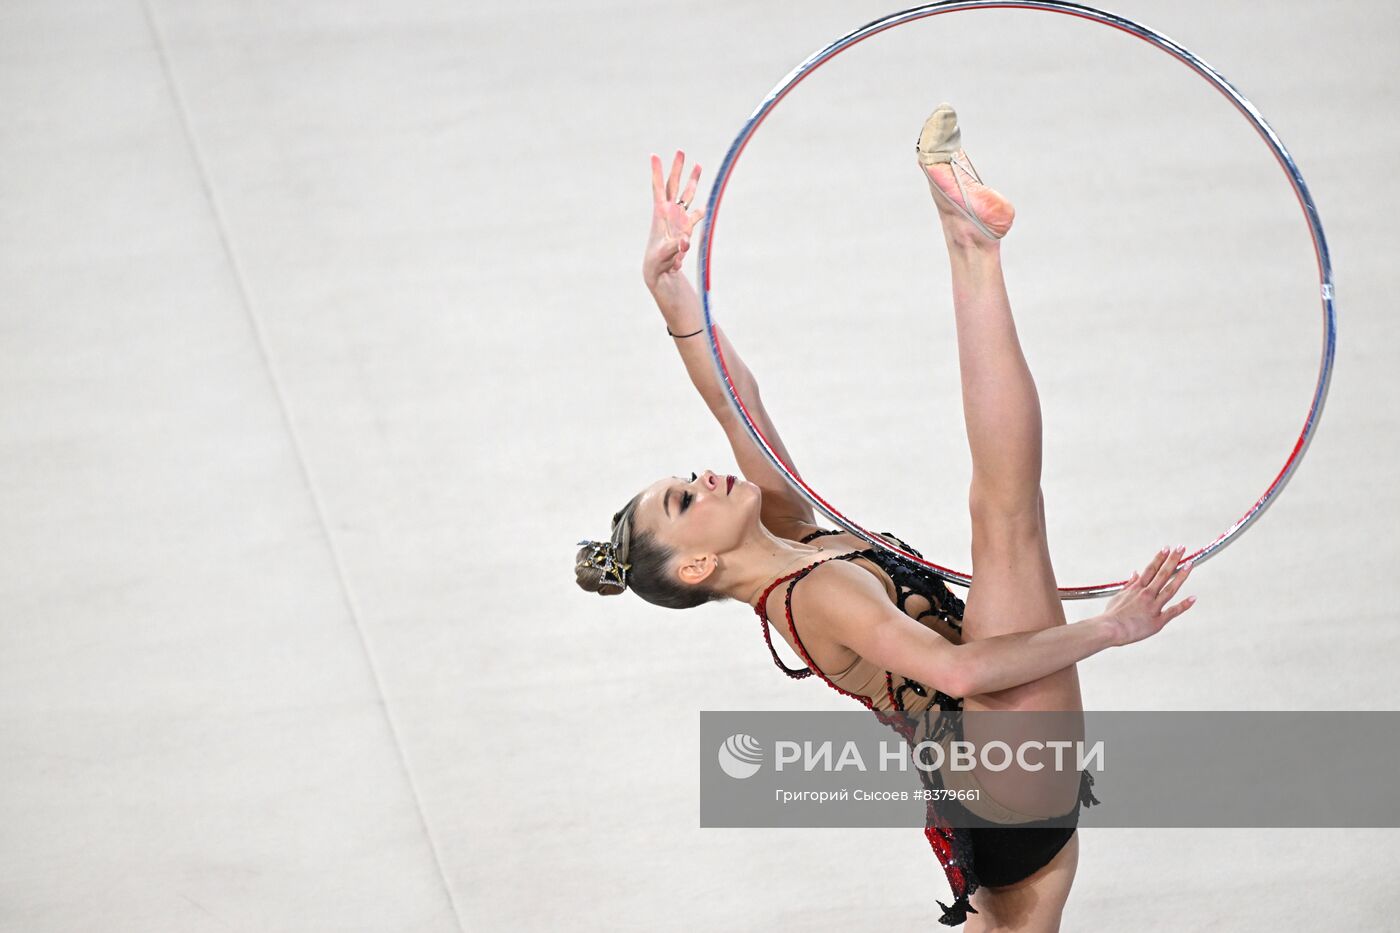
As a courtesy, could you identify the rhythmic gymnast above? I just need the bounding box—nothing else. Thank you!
[576,104,1197,931]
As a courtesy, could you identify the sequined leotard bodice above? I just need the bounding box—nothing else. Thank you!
[757,528,966,717]
[753,527,1097,927]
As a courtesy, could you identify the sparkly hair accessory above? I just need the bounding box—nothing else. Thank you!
[576,510,633,596]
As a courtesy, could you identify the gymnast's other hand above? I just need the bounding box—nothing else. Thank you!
[643,150,707,291]
[1102,545,1196,646]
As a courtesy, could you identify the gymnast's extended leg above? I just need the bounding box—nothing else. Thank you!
[921,133,1081,932]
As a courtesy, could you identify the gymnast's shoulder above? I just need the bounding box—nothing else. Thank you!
[790,556,900,633]
[793,557,966,693]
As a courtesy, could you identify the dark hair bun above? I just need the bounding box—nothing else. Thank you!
[575,542,626,596]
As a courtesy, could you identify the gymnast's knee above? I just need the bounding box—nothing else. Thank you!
[968,482,1044,536]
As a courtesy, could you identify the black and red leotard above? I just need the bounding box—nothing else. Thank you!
[753,528,1098,926]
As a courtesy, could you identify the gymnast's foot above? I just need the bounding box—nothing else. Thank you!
[916,104,1015,241]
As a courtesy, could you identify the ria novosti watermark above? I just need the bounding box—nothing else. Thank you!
[700,710,1400,828]
[719,733,1103,778]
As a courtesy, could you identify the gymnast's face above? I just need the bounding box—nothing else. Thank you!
[635,469,760,587]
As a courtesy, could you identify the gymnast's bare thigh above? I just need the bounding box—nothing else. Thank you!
[959,488,1086,818]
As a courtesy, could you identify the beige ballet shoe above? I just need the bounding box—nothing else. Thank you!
[915,103,1009,240]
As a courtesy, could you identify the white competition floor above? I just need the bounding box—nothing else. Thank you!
[2,1,1397,930]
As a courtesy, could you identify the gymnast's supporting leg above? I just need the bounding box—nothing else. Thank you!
[922,146,1081,932]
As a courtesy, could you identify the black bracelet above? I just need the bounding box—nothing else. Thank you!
[667,326,706,339]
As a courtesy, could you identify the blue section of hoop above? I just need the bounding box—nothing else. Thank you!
[695,0,1336,598]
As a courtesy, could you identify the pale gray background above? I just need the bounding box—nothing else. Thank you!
[1,1,1396,930]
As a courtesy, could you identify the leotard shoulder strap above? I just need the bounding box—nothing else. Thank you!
[754,549,952,715]
[752,552,865,684]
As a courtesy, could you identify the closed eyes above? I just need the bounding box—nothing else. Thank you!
[681,471,697,511]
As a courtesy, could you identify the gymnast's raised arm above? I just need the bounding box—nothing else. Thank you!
[643,150,817,535]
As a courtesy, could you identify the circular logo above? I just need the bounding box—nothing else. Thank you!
[718,733,763,779]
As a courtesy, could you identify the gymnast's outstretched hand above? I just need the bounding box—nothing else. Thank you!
[643,150,707,291]
[1102,545,1197,646]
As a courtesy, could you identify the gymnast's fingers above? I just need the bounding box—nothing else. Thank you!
[1147,545,1183,594]
[1175,556,1195,585]
[666,150,685,202]
[1156,559,1192,605]
[1163,594,1198,623]
[687,204,707,229]
[650,154,666,204]
[679,162,702,207]
[1138,547,1168,587]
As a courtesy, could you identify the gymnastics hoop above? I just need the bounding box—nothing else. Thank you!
[695,0,1336,599]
